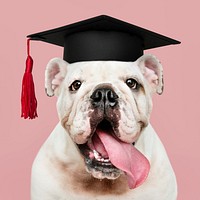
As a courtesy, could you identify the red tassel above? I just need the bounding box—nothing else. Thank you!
[21,39,38,119]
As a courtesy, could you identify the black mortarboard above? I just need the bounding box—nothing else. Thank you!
[27,15,180,63]
[21,15,180,119]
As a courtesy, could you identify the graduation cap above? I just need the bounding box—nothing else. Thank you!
[21,15,180,119]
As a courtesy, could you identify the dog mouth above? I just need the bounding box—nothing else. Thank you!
[77,120,122,180]
[77,119,150,189]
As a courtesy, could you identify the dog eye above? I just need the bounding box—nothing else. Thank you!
[126,78,138,89]
[69,80,82,91]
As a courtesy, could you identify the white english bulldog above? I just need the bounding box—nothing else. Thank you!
[31,54,177,200]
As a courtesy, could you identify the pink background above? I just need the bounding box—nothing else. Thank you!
[0,0,199,199]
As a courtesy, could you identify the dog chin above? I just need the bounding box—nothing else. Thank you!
[85,158,122,180]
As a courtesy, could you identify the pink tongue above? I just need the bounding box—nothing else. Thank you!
[94,129,150,189]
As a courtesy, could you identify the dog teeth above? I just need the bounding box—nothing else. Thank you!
[97,157,110,162]
[93,150,104,160]
[93,150,110,163]
[102,162,112,166]
[93,150,101,159]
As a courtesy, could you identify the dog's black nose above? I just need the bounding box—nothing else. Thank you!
[90,88,119,108]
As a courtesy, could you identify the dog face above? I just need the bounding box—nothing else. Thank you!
[45,54,163,187]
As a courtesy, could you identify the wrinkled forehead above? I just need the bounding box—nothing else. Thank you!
[67,61,142,81]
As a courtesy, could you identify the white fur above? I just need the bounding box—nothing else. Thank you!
[31,55,177,200]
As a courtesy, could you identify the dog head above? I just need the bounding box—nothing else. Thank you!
[45,54,163,188]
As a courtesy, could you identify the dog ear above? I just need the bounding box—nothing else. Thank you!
[45,58,68,97]
[136,54,163,95]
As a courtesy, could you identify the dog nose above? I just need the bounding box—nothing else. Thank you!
[90,88,118,108]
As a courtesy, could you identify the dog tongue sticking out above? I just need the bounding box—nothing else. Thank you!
[93,128,150,189]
